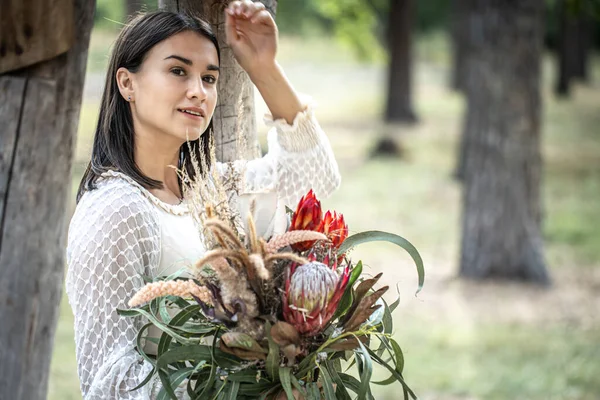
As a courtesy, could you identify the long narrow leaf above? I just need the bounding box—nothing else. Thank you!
[324,361,352,400]
[198,333,220,399]
[364,346,417,400]
[338,231,424,294]
[225,380,240,400]
[338,373,361,394]
[265,322,280,380]
[279,367,295,400]
[156,345,240,370]
[318,365,337,400]
[157,368,194,400]
[158,369,178,400]
[355,337,373,400]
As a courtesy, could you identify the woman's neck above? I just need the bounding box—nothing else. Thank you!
[134,130,183,202]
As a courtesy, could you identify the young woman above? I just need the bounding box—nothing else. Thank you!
[65,1,340,398]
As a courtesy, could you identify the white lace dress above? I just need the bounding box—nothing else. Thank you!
[65,106,341,399]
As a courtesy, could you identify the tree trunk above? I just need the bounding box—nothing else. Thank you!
[450,0,470,92]
[573,12,591,82]
[384,0,417,123]
[555,0,592,96]
[159,0,268,162]
[459,0,550,284]
[0,0,95,399]
[555,0,579,96]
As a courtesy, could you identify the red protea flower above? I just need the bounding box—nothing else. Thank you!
[289,190,323,252]
[321,210,348,249]
[282,261,350,336]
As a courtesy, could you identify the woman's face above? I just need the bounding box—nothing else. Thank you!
[127,30,219,143]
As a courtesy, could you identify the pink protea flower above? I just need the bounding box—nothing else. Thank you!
[282,261,350,336]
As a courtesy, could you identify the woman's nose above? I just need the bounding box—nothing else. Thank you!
[187,77,207,100]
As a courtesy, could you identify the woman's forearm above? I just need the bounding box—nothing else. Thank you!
[249,62,304,124]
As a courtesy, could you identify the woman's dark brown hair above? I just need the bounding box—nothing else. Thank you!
[77,11,220,202]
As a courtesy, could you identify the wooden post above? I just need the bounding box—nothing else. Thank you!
[0,0,95,398]
[159,0,272,162]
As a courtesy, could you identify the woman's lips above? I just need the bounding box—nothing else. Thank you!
[178,109,204,120]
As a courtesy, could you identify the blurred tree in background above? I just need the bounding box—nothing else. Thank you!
[458,0,550,284]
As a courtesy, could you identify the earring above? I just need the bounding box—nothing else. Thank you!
[128,96,131,101]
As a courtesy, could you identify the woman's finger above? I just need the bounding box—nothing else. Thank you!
[243,2,267,21]
[228,1,242,16]
[224,10,239,43]
[239,0,254,17]
[250,9,274,26]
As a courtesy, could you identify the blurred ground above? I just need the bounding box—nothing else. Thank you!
[49,28,600,400]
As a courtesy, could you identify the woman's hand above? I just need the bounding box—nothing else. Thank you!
[225,0,278,78]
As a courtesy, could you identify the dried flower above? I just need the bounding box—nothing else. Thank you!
[128,280,212,307]
[265,230,327,254]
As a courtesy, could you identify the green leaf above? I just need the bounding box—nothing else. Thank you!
[364,346,417,400]
[389,285,401,313]
[158,304,202,358]
[158,297,172,325]
[224,381,240,400]
[118,307,203,345]
[324,361,352,400]
[265,322,281,381]
[338,372,361,394]
[348,260,363,288]
[306,382,321,399]
[236,382,278,396]
[381,299,394,336]
[186,360,208,398]
[332,283,354,321]
[355,337,373,400]
[390,337,405,375]
[157,369,178,400]
[156,344,240,370]
[337,231,424,295]
[318,365,337,400]
[156,367,194,400]
[290,375,307,398]
[227,368,264,383]
[279,367,296,400]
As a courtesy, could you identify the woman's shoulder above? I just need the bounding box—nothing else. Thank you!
[71,171,159,233]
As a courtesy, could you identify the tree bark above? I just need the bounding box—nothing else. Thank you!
[159,0,268,162]
[555,1,592,97]
[450,0,470,92]
[555,0,578,96]
[459,0,550,284]
[572,12,591,82]
[0,0,95,399]
[384,0,417,123]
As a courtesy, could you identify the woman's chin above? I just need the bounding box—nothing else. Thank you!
[174,125,204,141]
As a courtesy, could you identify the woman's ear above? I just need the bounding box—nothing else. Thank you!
[116,67,135,102]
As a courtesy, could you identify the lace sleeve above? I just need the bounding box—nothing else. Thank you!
[65,181,164,399]
[217,102,341,208]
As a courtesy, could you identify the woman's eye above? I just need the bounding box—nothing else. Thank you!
[203,75,217,84]
[171,68,185,76]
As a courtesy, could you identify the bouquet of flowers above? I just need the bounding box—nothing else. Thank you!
[120,184,424,400]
